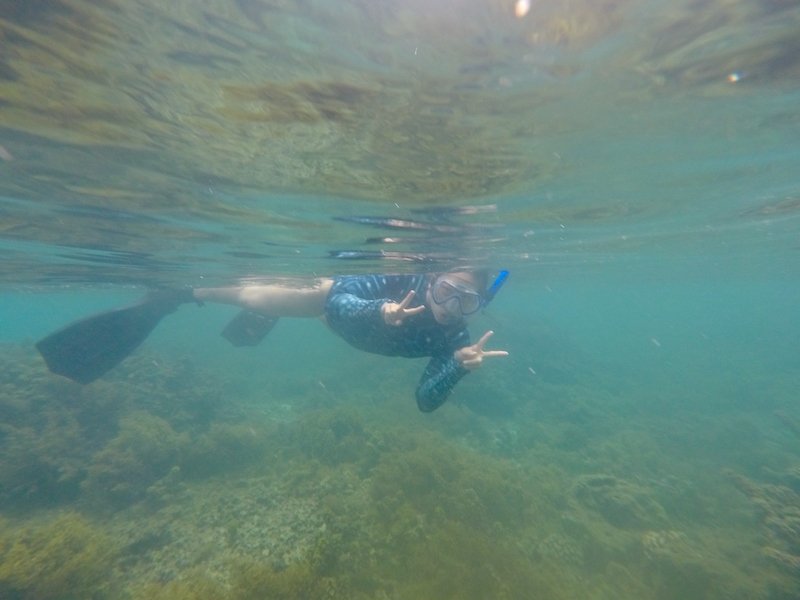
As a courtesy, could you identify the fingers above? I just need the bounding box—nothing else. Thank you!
[482,350,509,358]
[397,290,425,319]
[475,330,494,349]
[383,291,425,326]
[398,289,415,309]
[455,329,507,369]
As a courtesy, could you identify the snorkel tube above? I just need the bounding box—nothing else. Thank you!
[483,269,509,306]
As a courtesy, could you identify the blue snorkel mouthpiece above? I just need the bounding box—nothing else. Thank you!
[483,269,509,306]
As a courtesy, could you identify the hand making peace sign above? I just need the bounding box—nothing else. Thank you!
[454,330,509,370]
[381,289,426,326]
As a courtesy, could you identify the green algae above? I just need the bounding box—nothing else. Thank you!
[82,411,189,509]
[0,512,117,600]
[132,562,338,600]
[0,347,273,510]
[397,520,573,600]
[1,345,799,599]
[728,470,800,575]
[180,422,273,479]
[229,561,339,600]
[369,437,531,533]
[572,473,669,529]
[285,407,381,470]
[131,571,227,600]
[0,348,104,508]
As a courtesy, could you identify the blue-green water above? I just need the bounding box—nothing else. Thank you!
[1,1,800,598]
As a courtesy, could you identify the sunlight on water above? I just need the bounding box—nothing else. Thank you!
[0,0,798,283]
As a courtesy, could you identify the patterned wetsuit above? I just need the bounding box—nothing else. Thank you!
[325,274,471,412]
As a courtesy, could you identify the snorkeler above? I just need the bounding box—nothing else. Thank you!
[36,269,509,412]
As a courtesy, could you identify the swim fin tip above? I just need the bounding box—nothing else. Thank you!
[36,291,188,384]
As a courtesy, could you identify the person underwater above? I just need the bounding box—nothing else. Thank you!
[36,268,509,412]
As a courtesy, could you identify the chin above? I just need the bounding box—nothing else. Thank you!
[436,312,464,326]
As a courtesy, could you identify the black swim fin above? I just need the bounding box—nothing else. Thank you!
[221,310,278,347]
[36,289,194,384]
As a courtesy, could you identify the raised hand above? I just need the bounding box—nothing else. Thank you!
[454,330,509,370]
[382,290,426,326]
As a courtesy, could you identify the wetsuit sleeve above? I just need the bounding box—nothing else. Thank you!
[415,354,469,412]
[325,292,387,331]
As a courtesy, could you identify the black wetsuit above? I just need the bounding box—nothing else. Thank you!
[324,274,470,412]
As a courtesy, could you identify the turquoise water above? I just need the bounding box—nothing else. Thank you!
[1,1,800,598]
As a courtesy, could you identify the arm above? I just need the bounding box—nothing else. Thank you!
[325,291,387,325]
[326,288,425,327]
[416,330,509,412]
[415,354,470,412]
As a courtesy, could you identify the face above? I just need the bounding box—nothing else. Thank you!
[427,271,483,325]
